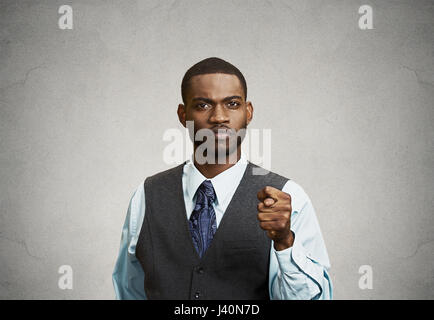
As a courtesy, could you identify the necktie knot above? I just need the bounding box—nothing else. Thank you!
[196,180,216,205]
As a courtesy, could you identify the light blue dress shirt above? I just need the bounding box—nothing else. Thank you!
[112,153,333,300]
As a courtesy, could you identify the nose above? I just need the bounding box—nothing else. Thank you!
[209,104,229,124]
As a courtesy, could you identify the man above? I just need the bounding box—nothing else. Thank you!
[112,57,332,300]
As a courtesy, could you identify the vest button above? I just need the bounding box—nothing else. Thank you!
[194,291,200,299]
[197,267,204,274]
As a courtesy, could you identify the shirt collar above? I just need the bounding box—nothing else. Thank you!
[184,152,249,205]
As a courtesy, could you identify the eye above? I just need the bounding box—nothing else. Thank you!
[196,103,210,110]
[227,101,240,108]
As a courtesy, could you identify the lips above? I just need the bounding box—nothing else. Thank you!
[211,127,232,139]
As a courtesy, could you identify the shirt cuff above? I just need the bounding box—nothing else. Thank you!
[273,245,299,274]
[289,237,320,278]
[273,232,323,299]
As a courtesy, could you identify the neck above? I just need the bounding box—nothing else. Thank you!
[193,147,241,179]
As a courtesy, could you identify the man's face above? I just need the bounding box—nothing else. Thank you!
[178,73,253,160]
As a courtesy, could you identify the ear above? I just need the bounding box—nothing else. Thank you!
[177,103,187,128]
[246,101,253,125]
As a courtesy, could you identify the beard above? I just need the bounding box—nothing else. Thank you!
[193,121,247,165]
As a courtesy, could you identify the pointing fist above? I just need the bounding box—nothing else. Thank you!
[257,186,294,251]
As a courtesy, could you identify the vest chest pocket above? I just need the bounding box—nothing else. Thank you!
[220,239,263,269]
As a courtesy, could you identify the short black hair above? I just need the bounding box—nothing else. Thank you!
[181,57,247,104]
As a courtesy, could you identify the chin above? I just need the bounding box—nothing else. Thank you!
[214,142,239,164]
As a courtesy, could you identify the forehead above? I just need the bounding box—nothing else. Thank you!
[186,73,244,100]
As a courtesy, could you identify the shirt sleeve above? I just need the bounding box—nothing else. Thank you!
[112,182,148,300]
[269,180,333,300]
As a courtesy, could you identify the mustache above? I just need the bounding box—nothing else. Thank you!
[210,126,234,134]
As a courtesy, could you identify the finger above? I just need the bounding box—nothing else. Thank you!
[257,212,281,222]
[264,197,275,207]
[259,220,289,231]
[257,202,292,213]
[258,212,291,225]
[257,202,275,212]
[257,186,280,202]
[258,221,276,230]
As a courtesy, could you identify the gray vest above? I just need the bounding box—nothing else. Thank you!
[135,161,289,300]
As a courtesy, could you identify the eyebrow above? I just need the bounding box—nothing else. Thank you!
[192,96,243,104]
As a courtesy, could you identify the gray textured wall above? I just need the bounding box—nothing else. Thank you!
[0,0,433,299]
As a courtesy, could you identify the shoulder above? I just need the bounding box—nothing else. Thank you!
[129,181,145,223]
[247,162,289,187]
[130,181,145,204]
[130,164,184,201]
[143,163,185,187]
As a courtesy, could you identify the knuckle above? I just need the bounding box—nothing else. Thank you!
[282,192,291,201]
[260,222,270,230]
[281,212,289,220]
